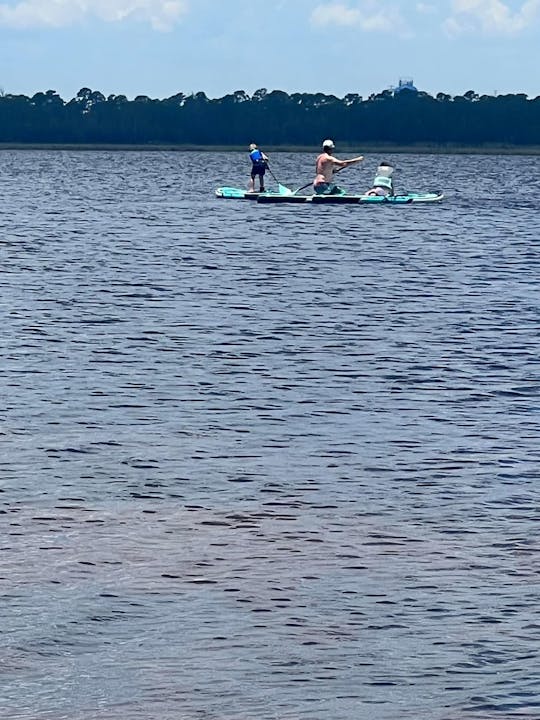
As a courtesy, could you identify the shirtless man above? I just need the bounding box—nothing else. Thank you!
[313,139,364,195]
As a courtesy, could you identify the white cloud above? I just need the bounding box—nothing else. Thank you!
[444,0,540,35]
[310,1,408,34]
[0,0,189,31]
[311,3,361,26]
[415,2,436,13]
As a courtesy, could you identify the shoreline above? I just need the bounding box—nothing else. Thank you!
[1,142,540,155]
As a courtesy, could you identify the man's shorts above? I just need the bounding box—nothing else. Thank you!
[313,182,343,195]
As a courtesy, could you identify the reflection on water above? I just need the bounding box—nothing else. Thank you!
[1,150,539,720]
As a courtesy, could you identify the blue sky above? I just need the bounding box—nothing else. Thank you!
[0,0,539,100]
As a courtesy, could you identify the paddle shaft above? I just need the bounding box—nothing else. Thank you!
[265,163,279,184]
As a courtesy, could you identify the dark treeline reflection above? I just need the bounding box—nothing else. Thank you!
[1,87,539,146]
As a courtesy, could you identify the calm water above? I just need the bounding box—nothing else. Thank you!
[1,150,539,720]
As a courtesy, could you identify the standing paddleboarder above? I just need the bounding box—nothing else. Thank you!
[248,143,269,193]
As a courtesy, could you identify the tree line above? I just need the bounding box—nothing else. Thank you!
[0,87,539,147]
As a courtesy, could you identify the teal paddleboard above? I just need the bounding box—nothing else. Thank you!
[215,187,261,200]
[215,187,444,204]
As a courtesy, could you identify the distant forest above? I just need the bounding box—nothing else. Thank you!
[0,87,539,147]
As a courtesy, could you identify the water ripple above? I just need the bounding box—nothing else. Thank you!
[1,150,539,720]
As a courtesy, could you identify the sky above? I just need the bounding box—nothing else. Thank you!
[0,0,539,101]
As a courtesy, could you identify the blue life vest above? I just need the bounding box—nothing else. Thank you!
[373,175,393,190]
[250,149,266,166]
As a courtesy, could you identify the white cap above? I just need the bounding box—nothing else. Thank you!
[322,139,335,149]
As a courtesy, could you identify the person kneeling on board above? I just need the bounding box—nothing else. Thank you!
[248,143,269,193]
[364,162,395,196]
[313,139,364,195]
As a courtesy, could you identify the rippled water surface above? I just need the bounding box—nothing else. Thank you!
[1,150,539,720]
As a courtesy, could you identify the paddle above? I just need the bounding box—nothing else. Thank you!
[292,179,314,195]
[265,163,292,196]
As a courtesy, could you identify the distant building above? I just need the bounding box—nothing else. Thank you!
[392,78,418,95]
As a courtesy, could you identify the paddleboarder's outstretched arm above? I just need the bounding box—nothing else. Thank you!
[335,155,364,167]
[326,154,364,175]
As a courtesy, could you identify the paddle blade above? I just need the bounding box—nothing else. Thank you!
[278,183,293,196]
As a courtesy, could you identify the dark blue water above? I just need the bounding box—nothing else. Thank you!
[1,150,539,720]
